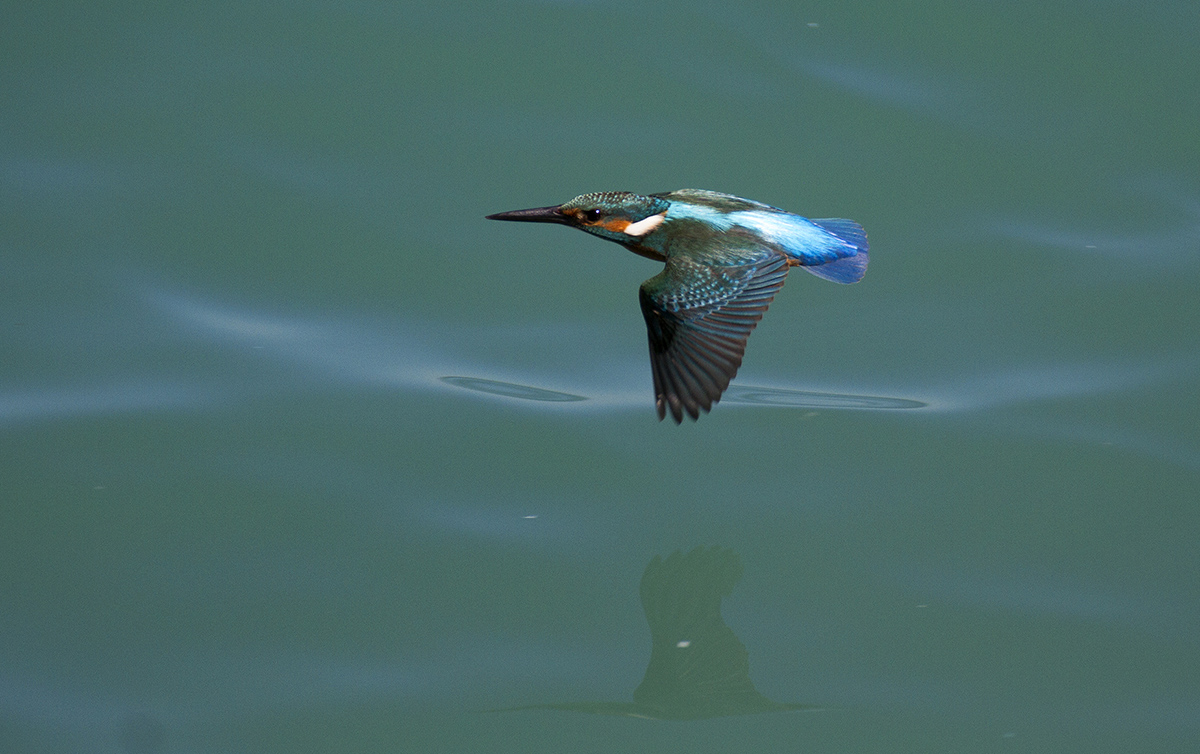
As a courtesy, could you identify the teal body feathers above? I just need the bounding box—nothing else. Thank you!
[487,189,868,423]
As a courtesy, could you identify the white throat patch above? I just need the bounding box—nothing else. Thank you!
[622,212,665,237]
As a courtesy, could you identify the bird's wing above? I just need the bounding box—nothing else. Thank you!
[639,249,789,423]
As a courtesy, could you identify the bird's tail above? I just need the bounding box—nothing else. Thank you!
[804,219,869,284]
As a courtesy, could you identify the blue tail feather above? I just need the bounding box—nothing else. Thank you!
[812,218,869,253]
[805,218,869,284]
[803,252,868,283]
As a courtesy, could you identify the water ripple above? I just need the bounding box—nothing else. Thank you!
[0,382,202,428]
[152,288,927,414]
[440,376,587,402]
[143,284,1200,476]
[723,385,926,410]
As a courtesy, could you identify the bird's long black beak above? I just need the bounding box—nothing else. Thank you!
[485,205,570,224]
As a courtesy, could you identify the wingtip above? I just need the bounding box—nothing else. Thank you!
[655,396,685,424]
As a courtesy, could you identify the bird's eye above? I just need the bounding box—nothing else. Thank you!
[584,209,603,223]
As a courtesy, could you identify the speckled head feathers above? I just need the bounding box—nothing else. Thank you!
[559,192,669,221]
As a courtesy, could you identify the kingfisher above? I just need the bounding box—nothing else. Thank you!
[486,189,868,423]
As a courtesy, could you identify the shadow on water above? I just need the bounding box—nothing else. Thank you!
[492,546,818,720]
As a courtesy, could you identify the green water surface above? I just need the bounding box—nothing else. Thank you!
[3,1,1198,752]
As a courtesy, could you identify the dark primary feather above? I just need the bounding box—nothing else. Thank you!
[639,250,790,423]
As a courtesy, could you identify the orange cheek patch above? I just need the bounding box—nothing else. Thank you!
[600,219,632,233]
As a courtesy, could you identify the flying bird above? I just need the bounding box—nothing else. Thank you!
[487,189,868,423]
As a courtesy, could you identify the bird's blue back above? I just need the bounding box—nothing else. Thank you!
[653,190,869,283]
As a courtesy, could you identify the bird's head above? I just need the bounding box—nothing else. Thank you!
[487,191,671,246]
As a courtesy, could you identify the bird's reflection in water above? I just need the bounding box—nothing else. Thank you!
[500,546,816,720]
